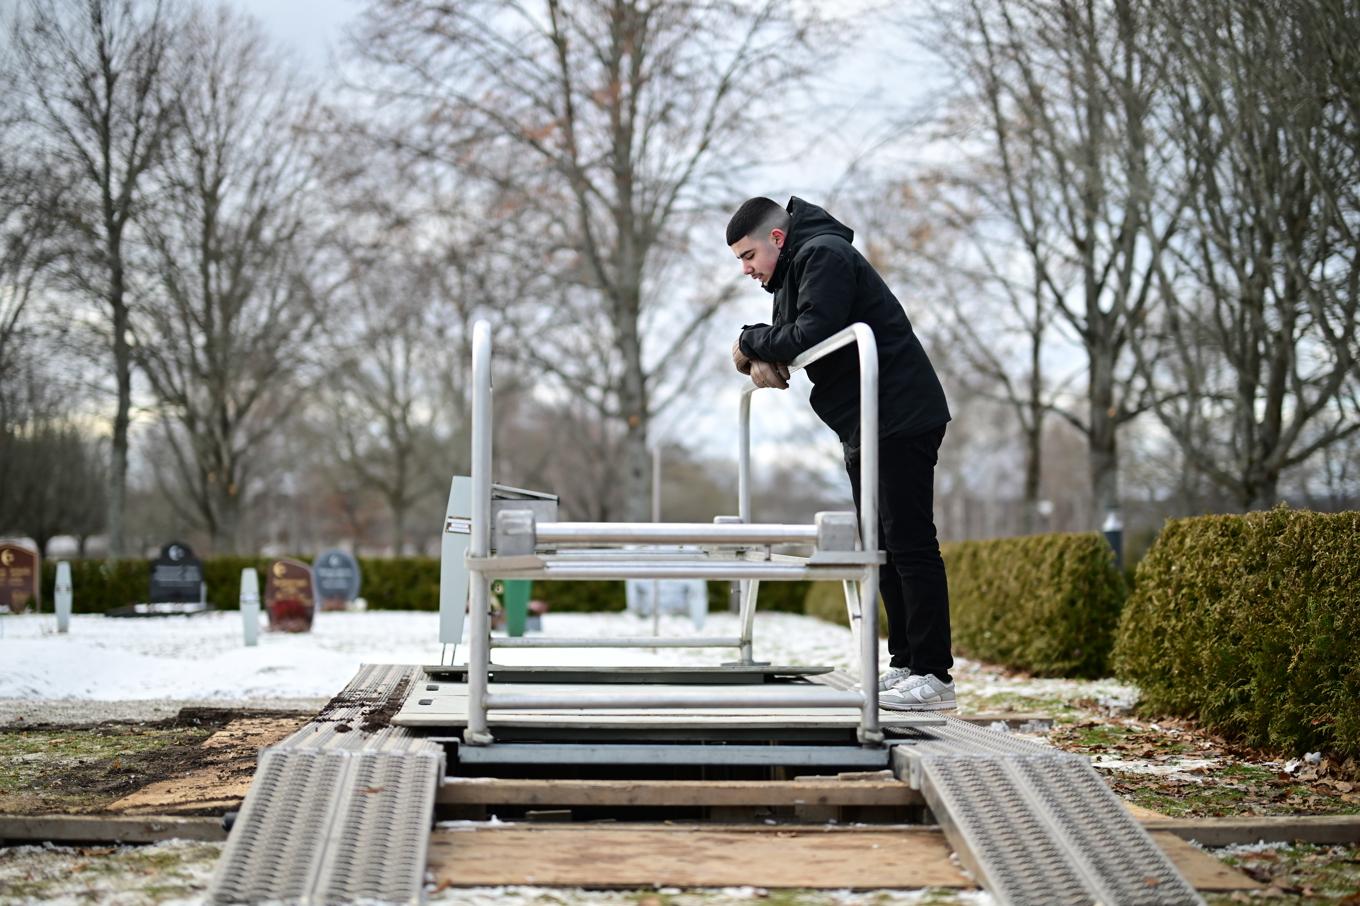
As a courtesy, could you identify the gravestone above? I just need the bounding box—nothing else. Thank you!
[266,558,316,633]
[150,542,205,605]
[314,549,361,612]
[625,576,709,630]
[0,543,40,615]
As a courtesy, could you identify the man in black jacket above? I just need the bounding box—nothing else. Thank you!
[727,196,955,711]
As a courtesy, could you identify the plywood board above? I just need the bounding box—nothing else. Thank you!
[427,824,1262,892]
[428,826,964,889]
[108,716,304,815]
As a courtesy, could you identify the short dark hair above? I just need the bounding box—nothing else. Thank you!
[726,197,788,246]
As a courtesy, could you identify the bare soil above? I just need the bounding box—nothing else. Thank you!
[0,708,310,816]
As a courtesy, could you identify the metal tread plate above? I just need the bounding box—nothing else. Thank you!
[892,741,1204,905]
[208,748,440,904]
[207,665,445,904]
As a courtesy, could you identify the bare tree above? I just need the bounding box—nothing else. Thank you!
[928,0,1172,525]
[1137,0,1360,510]
[10,0,181,557]
[134,6,330,554]
[326,265,448,555]
[859,171,1072,533]
[0,366,107,553]
[349,0,825,520]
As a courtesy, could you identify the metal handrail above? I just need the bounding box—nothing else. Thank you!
[735,322,881,740]
[463,320,884,746]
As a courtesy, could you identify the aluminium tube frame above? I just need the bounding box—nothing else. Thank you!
[737,323,881,741]
[463,321,883,746]
[465,321,495,745]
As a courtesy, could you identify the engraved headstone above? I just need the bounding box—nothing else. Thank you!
[265,558,316,633]
[314,549,361,612]
[0,543,39,615]
[149,542,204,604]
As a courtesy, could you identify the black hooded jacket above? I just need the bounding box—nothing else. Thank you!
[738,197,950,452]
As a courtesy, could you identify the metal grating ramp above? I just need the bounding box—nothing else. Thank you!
[207,665,444,905]
[891,718,1205,906]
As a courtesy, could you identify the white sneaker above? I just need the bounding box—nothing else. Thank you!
[879,674,956,711]
[874,667,914,691]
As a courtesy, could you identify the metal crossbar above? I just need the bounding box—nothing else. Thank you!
[461,321,884,746]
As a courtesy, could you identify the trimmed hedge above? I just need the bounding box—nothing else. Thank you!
[946,533,1126,678]
[32,557,815,615]
[1113,507,1360,759]
[802,533,1126,678]
[803,581,888,637]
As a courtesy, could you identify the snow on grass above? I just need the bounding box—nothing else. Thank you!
[0,609,1136,723]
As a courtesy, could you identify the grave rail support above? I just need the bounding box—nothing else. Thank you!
[462,322,884,746]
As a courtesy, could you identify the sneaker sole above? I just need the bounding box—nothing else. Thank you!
[878,699,957,712]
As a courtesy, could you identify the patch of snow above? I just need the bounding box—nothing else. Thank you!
[0,610,870,701]
[1089,754,1219,777]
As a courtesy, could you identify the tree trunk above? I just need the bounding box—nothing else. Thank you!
[1088,351,1120,525]
[616,290,650,523]
[391,495,407,557]
[108,269,131,559]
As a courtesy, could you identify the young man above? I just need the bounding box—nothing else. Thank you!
[727,196,955,711]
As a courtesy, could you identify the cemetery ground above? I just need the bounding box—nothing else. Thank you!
[1,612,1359,904]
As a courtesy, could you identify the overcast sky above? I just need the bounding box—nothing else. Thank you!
[226,0,946,473]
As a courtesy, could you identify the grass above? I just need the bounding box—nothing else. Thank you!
[0,840,220,904]
[1205,842,1360,904]
[0,725,216,813]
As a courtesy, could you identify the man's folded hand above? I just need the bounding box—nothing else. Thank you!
[750,360,790,390]
[732,338,753,375]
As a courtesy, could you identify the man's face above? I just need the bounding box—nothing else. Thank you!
[730,228,785,286]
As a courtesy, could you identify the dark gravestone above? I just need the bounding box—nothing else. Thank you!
[266,558,316,633]
[314,549,361,612]
[150,542,205,604]
[0,543,40,614]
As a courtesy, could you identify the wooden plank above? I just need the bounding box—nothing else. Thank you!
[107,716,304,815]
[1124,801,1170,820]
[1149,832,1262,891]
[438,778,924,807]
[1142,814,1360,846]
[426,824,1262,892]
[0,814,226,844]
[427,826,965,889]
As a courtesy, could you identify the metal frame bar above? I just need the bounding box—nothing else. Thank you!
[483,689,865,710]
[737,324,881,736]
[454,743,892,768]
[534,522,817,545]
[491,636,742,649]
[463,322,884,747]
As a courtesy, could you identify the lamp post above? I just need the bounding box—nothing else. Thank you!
[1102,506,1124,570]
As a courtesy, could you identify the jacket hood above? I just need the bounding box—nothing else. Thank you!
[765,197,855,293]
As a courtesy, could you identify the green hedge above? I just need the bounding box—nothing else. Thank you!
[803,581,888,636]
[1113,508,1360,758]
[802,534,1125,677]
[946,533,1126,678]
[33,557,805,615]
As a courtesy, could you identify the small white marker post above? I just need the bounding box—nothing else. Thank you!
[55,561,73,633]
[240,568,260,646]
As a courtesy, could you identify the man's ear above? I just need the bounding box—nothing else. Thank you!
[770,228,786,249]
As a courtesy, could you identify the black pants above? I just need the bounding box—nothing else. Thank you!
[846,424,953,683]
